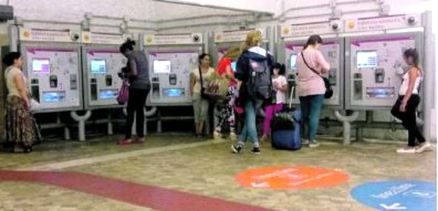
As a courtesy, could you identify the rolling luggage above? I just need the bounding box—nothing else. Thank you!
[271,87,302,150]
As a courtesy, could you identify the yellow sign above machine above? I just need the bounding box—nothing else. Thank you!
[144,33,203,45]
[281,21,339,39]
[214,28,265,43]
[344,14,422,32]
[81,32,128,45]
[19,27,79,43]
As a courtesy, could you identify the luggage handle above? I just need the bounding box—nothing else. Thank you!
[287,86,294,109]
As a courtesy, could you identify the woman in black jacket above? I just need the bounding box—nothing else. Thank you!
[231,30,274,155]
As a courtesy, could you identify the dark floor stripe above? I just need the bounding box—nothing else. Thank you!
[0,170,270,211]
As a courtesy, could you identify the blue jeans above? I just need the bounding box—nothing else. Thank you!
[237,100,261,148]
[299,94,324,141]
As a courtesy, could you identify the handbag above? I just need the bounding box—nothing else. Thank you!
[301,52,333,99]
[117,80,129,105]
[199,67,227,101]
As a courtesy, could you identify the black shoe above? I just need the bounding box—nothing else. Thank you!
[251,147,261,155]
[231,144,242,153]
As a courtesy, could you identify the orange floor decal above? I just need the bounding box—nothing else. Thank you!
[236,165,349,190]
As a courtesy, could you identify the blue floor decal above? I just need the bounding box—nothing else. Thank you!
[351,180,436,211]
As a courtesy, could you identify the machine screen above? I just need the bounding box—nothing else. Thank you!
[289,54,297,69]
[32,59,50,73]
[42,91,65,102]
[163,88,184,97]
[357,51,378,69]
[91,59,107,74]
[154,60,171,74]
[99,89,118,100]
[231,61,237,72]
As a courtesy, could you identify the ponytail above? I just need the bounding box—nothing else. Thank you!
[241,30,262,52]
[119,39,136,54]
[272,62,286,75]
[403,48,420,69]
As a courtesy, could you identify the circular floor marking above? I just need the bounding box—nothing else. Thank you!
[235,165,349,190]
[351,180,436,211]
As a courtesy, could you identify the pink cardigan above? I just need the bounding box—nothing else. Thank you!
[296,48,330,97]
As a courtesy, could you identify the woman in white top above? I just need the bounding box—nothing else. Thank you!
[190,53,215,137]
[261,63,288,141]
[391,48,430,154]
[2,52,41,153]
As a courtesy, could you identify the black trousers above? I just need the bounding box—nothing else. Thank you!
[391,95,425,147]
[125,88,149,139]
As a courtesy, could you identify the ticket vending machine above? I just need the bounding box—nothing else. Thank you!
[143,33,203,106]
[344,14,424,110]
[278,22,343,108]
[81,32,127,109]
[18,28,83,113]
[210,28,269,68]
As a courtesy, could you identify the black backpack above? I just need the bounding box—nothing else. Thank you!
[246,58,272,100]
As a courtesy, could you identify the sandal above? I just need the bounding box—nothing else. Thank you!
[24,147,32,153]
[13,145,25,153]
[14,145,32,153]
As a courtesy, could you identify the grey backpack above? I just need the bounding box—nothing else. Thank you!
[246,58,272,100]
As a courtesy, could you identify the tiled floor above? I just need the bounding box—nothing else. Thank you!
[0,135,436,211]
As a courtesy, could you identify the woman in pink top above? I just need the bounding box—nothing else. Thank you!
[296,35,330,148]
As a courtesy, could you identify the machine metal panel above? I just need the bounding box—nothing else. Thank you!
[145,45,202,106]
[143,33,204,106]
[282,37,344,109]
[82,45,127,109]
[20,42,83,113]
[344,32,423,110]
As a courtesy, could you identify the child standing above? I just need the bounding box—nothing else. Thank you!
[261,63,288,142]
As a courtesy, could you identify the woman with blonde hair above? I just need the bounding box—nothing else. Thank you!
[213,47,241,140]
[231,30,274,155]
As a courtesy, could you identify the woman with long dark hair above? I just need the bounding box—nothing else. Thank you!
[190,53,215,137]
[118,39,151,145]
[391,48,431,153]
[261,63,288,142]
[3,52,41,153]
[296,35,330,148]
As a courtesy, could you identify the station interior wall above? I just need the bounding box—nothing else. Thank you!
[0,0,436,141]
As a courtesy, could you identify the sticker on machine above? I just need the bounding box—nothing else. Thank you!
[235,165,349,190]
[351,180,436,211]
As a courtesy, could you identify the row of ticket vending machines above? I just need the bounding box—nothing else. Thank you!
[10,13,425,115]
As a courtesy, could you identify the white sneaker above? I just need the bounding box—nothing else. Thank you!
[309,141,320,148]
[396,146,416,154]
[415,142,433,153]
[302,139,310,146]
[213,131,222,139]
